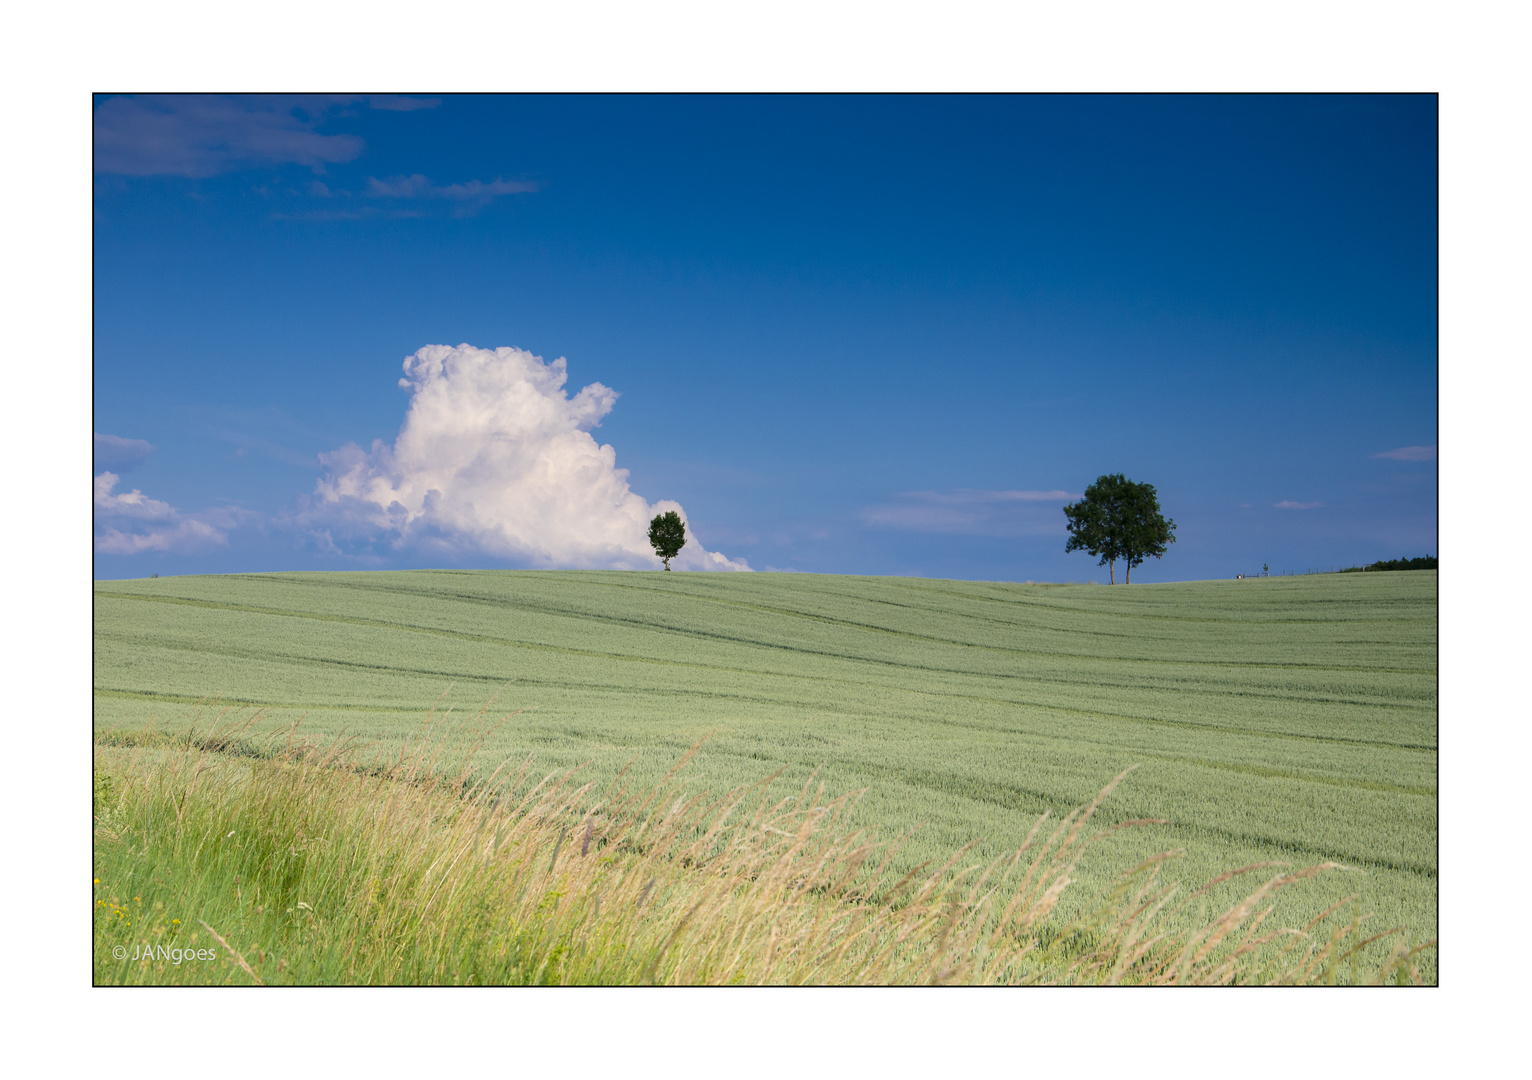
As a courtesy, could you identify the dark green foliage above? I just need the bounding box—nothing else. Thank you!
[1339,556,1437,574]
[1063,474,1177,583]
[1062,489,1111,576]
[647,511,686,570]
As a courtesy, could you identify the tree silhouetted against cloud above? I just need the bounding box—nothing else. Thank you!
[648,511,686,570]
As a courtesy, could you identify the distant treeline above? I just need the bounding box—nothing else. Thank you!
[1338,556,1437,573]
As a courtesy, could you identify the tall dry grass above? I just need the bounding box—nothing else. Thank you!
[92,703,1435,985]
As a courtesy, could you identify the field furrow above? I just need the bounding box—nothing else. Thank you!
[93,569,1437,966]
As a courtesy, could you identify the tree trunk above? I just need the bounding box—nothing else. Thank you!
[1109,558,1115,584]
[1125,558,1130,585]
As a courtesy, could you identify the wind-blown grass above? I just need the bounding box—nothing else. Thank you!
[93,708,1434,986]
[93,569,1439,973]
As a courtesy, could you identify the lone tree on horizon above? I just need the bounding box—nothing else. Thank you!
[1063,474,1177,584]
[648,511,686,570]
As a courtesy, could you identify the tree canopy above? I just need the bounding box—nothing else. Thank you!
[647,511,686,570]
[1338,555,1437,573]
[1063,474,1176,584]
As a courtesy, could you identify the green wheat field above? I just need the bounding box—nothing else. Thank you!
[92,568,1437,983]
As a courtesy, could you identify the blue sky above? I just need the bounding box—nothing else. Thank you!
[92,94,1437,582]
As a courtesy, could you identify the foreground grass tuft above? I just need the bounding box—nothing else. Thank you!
[94,709,1435,986]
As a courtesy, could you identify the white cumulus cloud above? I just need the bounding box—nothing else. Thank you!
[306,344,749,571]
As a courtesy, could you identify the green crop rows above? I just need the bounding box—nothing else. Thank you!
[93,569,1437,963]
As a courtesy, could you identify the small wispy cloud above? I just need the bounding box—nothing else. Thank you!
[94,472,256,554]
[1372,444,1436,461]
[270,207,423,222]
[94,432,154,474]
[906,489,1075,505]
[366,95,440,112]
[95,519,227,556]
[364,174,538,214]
[1274,500,1324,510]
[278,173,540,220]
[94,472,176,521]
[94,95,372,177]
[862,489,1078,536]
